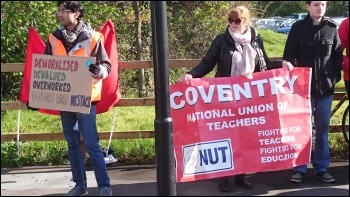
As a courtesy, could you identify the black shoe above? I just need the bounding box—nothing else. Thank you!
[315,171,335,183]
[235,174,253,189]
[218,177,231,192]
[290,171,305,183]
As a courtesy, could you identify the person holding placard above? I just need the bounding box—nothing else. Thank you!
[43,1,113,196]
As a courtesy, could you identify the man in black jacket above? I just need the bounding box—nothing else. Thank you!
[282,1,343,184]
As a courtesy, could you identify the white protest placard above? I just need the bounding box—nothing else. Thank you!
[29,54,96,114]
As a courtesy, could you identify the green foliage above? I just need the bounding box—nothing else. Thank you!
[253,1,306,18]
[329,133,349,159]
[0,106,150,167]
[326,1,349,16]
[1,110,62,133]
[1,143,26,167]
[109,139,155,164]
[1,137,156,168]
[167,1,229,59]
[1,106,155,133]
[1,141,68,167]
[258,29,288,57]
[1,72,22,101]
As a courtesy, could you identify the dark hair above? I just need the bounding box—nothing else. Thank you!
[306,1,328,5]
[57,1,84,18]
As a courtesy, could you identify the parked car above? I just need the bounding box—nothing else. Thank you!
[267,19,294,31]
[254,18,277,29]
[283,13,307,20]
[275,19,299,34]
[253,18,285,30]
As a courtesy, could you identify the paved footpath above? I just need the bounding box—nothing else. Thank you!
[1,159,349,196]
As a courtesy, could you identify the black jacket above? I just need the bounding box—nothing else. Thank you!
[283,14,343,97]
[188,26,281,78]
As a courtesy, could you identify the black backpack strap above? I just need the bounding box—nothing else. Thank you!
[250,26,267,71]
[250,26,257,40]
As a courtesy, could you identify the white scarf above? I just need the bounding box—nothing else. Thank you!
[229,27,257,79]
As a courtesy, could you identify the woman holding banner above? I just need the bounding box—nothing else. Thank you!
[180,5,287,192]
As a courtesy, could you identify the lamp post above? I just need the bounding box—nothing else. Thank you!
[151,1,176,196]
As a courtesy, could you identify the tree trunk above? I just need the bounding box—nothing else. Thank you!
[132,1,145,98]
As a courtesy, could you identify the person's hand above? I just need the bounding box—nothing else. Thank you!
[180,73,193,85]
[282,60,294,72]
[88,63,101,76]
[89,63,104,79]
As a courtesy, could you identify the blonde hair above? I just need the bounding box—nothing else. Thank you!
[228,5,252,26]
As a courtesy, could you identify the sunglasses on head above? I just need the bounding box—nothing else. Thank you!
[228,18,243,25]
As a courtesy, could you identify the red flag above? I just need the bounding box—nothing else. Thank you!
[19,20,121,115]
[18,27,60,115]
[19,27,45,103]
[96,19,121,114]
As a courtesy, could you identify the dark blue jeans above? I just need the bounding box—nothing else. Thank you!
[294,94,333,174]
[60,105,110,189]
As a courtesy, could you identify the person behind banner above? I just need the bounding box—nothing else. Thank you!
[338,15,349,97]
[179,5,287,193]
[43,1,113,196]
[282,1,343,183]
